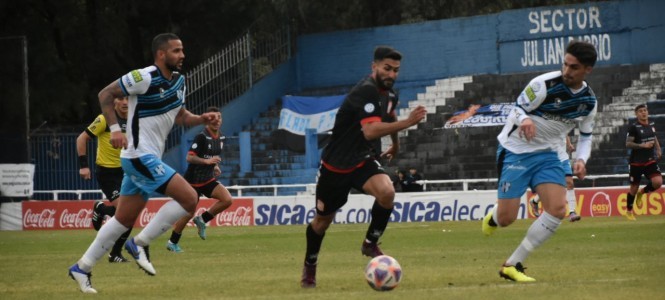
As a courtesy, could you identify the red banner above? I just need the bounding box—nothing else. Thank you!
[22,198,254,230]
[527,187,665,218]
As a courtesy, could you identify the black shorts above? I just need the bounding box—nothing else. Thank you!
[192,180,221,198]
[629,162,662,184]
[96,166,123,201]
[315,159,386,216]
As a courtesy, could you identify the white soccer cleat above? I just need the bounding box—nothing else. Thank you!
[68,264,97,293]
[125,237,156,275]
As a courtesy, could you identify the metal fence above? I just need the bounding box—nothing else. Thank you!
[29,133,96,194]
[29,25,293,192]
[166,25,293,151]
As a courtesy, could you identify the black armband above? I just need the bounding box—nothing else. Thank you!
[78,155,89,169]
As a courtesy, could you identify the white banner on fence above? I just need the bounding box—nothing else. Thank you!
[443,103,513,129]
[0,164,35,197]
[252,191,526,226]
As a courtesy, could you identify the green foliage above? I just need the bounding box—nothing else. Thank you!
[0,216,663,299]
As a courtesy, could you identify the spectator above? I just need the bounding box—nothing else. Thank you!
[405,168,424,192]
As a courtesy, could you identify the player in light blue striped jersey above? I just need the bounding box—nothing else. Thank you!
[482,40,598,282]
[68,33,220,293]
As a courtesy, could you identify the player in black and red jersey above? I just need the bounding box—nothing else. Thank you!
[624,104,662,220]
[300,46,427,288]
[166,106,233,252]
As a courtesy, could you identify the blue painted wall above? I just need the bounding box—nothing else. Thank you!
[295,0,665,91]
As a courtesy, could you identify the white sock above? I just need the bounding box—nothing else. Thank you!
[567,189,577,214]
[78,217,129,272]
[134,200,188,246]
[491,206,500,227]
[506,211,561,266]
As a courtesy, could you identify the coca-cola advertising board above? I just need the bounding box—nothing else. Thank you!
[23,201,93,230]
[22,198,254,230]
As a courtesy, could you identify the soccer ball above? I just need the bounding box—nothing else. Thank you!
[365,255,402,291]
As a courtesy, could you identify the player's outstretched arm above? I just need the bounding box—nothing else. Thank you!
[362,106,427,140]
[175,108,220,127]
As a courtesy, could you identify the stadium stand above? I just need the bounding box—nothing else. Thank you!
[392,63,665,190]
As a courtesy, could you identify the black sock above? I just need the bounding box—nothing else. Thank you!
[365,201,393,243]
[305,224,325,265]
[111,228,132,256]
[169,231,182,244]
[644,182,655,193]
[201,211,214,223]
[627,193,635,211]
[105,205,116,217]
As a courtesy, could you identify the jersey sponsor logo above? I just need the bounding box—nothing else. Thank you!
[130,70,143,83]
[364,103,375,113]
[525,85,537,102]
[540,112,576,124]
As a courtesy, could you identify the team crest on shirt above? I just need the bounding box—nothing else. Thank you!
[364,103,375,113]
[554,98,562,108]
[159,88,165,97]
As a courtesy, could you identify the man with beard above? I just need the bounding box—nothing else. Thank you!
[300,46,427,288]
[482,40,598,282]
[68,33,220,293]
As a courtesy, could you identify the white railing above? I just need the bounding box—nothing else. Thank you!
[419,173,664,191]
[31,190,106,201]
[227,184,316,197]
[32,173,654,200]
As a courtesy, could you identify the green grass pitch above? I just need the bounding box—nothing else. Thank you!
[1,216,663,299]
